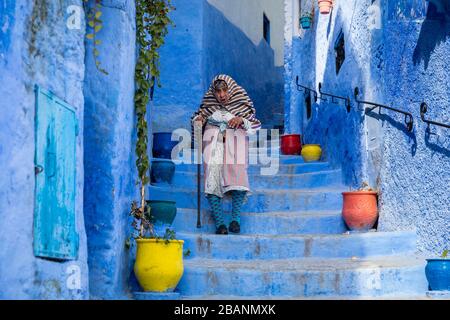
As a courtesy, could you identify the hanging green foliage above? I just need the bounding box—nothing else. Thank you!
[83,0,108,75]
[134,0,175,237]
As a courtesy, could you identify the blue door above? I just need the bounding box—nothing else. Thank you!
[34,85,79,260]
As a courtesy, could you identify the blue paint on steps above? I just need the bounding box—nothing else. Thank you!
[177,256,428,297]
[168,169,344,189]
[148,186,344,212]
[173,208,346,235]
[148,153,425,299]
[167,160,333,175]
[178,231,418,260]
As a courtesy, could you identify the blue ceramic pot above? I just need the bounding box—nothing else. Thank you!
[153,132,178,159]
[300,16,312,29]
[151,160,175,186]
[425,259,450,291]
[145,200,177,226]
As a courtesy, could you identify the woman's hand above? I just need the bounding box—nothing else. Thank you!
[194,115,205,125]
[228,116,244,129]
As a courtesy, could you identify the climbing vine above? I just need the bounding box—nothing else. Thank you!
[83,0,108,75]
[134,0,175,237]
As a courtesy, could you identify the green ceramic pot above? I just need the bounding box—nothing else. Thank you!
[145,200,177,225]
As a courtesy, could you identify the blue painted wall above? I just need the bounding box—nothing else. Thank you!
[0,0,89,299]
[203,2,284,129]
[0,0,14,57]
[289,0,449,255]
[151,0,206,134]
[378,0,450,255]
[289,0,372,188]
[83,0,138,299]
[152,0,285,133]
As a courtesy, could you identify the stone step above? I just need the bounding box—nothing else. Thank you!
[164,169,343,189]
[147,186,344,212]
[153,154,308,166]
[169,160,333,175]
[178,231,417,260]
[177,256,428,297]
[173,208,346,234]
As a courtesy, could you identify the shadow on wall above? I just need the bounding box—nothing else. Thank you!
[203,2,285,129]
[413,0,450,69]
[424,128,450,157]
[365,109,418,156]
[302,6,365,188]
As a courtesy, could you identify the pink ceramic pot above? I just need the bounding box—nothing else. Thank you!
[318,0,333,14]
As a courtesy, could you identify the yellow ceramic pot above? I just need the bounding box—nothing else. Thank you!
[134,239,184,292]
[301,144,322,162]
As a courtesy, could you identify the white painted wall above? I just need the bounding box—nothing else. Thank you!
[207,0,285,66]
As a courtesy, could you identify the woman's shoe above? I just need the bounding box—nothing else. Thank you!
[216,224,228,235]
[229,221,240,234]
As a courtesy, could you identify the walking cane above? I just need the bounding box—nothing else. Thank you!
[194,121,202,228]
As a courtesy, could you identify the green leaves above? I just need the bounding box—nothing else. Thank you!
[84,0,107,75]
[134,0,175,215]
[442,249,449,259]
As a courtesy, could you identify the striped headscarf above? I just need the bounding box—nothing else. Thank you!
[191,74,262,131]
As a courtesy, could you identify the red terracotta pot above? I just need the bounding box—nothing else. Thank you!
[318,0,334,14]
[281,134,302,155]
[342,191,378,231]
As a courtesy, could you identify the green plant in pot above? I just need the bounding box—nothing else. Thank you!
[425,249,450,291]
[128,0,184,293]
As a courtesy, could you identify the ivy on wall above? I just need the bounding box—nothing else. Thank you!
[82,0,175,238]
[134,0,175,237]
[83,0,108,75]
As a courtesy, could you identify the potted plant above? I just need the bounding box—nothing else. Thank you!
[300,0,314,29]
[425,250,450,291]
[146,200,177,225]
[128,0,183,294]
[152,132,179,159]
[318,0,334,14]
[150,159,176,185]
[300,14,313,29]
[301,144,322,162]
[281,134,302,155]
[129,202,184,293]
[342,182,378,232]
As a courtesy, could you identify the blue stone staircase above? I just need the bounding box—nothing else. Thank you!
[148,142,428,299]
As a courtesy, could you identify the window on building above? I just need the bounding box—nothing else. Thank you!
[334,30,345,75]
[263,13,271,45]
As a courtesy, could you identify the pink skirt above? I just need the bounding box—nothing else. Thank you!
[202,125,250,198]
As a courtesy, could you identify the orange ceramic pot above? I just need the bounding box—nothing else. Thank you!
[342,191,378,231]
[318,0,333,14]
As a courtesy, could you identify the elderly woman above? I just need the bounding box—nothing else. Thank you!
[191,75,261,235]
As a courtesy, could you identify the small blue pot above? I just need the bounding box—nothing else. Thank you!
[151,160,175,186]
[152,132,179,159]
[300,16,312,29]
[425,259,450,291]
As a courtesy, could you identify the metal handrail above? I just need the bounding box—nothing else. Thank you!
[318,82,351,113]
[354,87,414,132]
[295,76,318,102]
[420,102,450,129]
